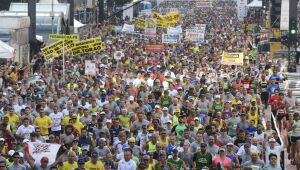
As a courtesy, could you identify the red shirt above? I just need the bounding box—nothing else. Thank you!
[269,95,281,111]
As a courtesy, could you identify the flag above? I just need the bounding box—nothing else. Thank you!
[25,142,61,165]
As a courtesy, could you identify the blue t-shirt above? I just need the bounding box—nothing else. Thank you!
[268,83,280,95]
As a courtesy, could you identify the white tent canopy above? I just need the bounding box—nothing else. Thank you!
[74,19,85,34]
[0,41,14,59]
[247,0,262,7]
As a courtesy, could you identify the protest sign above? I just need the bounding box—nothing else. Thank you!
[162,34,180,44]
[221,52,244,65]
[71,38,104,56]
[114,51,125,61]
[145,18,157,29]
[151,12,180,28]
[196,1,213,8]
[269,42,281,59]
[41,40,64,61]
[134,18,145,30]
[85,60,97,75]
[122,24,135,32]
[146,44,164,53]
[185,29,205,42]
[49,34,79,40]
[145,28,157,37]
[25,142,61,165]
[194,24,206,31]
[167,25,182,34]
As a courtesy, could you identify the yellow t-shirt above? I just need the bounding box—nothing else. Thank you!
[5,113,20,133]
[73,121,84,134]
[34,116,52,135]
[118,115,130,129]
[62,116,71,126]
[84,160,104,170]
[59,161,78,170]
[159,138,169,148]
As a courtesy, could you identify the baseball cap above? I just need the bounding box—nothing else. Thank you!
[219,148,226,152]
[91,151,98,158]
[92,112,97,116]
[227,143,234,146]
[128,137,136,143]
[244,143,251,148]
[269,138,276,143]
[162,107,168,111]
[41,157,49,163]
[8,150,15,156]
[200,143,207,147]
[82,145,89,151]
[194,117,199,121]
[23,139,30,143]
[100,112,106,115]
[78,158,85,164]
[147,126,154,131]
[129,96,134,101]
[172,149,178,154]
[154,105,160,109]
[0,138,5,142]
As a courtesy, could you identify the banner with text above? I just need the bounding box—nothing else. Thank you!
[122,24,135,32]
[221,52,244,65]
[85,60,97,75]
[162,34,180,44]
[146,44,164,53]
[185,29,205,42]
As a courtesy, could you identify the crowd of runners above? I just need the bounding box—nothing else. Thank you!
[0,0,299,170]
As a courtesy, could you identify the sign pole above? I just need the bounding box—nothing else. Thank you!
[63,39,65,80]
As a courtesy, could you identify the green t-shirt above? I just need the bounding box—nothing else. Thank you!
[175,124,187,137]
[193,152,212,170]
[212,101,223,116]
[154,162,173,170]
[167,158,184,170]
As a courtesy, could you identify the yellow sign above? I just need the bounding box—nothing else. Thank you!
[272,28,280,38]
[247,24,253,32]
[151,12,180,28]
[145,18,157,29]
[221,52,244,66]
[71,38,105,56]
[134,18,145,30]
[265,19,270,29]
[49,34,79,40]
[42,40,64,61]
[270,42,281,59]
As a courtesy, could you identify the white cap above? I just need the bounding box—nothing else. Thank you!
[162,107,168,111]
[129,96,134,101]
[0,138,5,142]
[19,152,24,158]
[8,150,15,156]
[23,139,30,143]
[215,95,221,98]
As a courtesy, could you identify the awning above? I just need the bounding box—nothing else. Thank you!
[247,0,262,7]
[0,40,15,59]
[0,34,11,42]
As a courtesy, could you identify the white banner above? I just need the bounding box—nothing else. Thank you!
[145,28,157,37]
[185,29,205,42]
[196,1,213,7]
[159,8,179,14]
[114,51,124,61]
[194,24,206,31]
[25,142,61,165]
[237,0,247,21]
[85,60,97,75]
[167,25,182,34]
[162,34,180,44]
[280,0,289,31]
[122,24,135,32]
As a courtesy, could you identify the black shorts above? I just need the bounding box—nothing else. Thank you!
[261,92,269,103]
[291,136,300,143]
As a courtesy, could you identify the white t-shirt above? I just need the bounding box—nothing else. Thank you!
[265,144,284,167]
[117,159,136,170]
[49,112,63,131]
[237,144,259,156]
[16,125,35,139]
